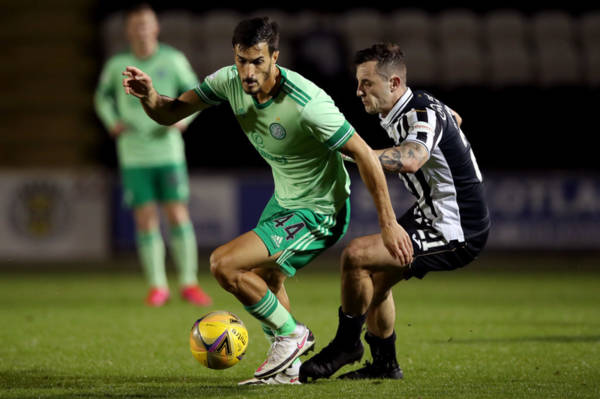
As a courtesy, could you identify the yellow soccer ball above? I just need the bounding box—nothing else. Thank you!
[190,311,249,369]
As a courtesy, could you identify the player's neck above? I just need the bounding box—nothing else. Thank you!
[255,66,281,104]
[132,41,158,60]
[381,86,408,118]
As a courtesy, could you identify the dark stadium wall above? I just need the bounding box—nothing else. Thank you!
[91,2,600,172]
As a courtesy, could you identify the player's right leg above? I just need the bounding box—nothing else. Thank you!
[133,203,170,306]
[155,163,211,305]
[210,231,314,379]
[337,273,403,380]
[300,234,409,382]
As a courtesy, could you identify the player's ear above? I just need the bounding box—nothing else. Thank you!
[390,75,402,92]
[271,49,280,63]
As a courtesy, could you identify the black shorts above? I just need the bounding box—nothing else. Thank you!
[398,204,489,279]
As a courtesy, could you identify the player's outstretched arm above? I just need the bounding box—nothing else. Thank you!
[373,141,429,174]
[122,66,210,125]
[341,133,413,264]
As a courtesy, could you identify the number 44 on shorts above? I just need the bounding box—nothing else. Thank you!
[273,215,306,241]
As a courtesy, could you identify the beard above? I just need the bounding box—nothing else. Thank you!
[242,61,272,95]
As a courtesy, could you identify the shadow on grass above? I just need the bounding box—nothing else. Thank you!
[436,335,600,344]
[0,369,279,398]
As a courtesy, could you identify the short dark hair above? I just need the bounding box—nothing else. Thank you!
[354,43,407,80]
[125,2,154,18]
[232,17,280,55]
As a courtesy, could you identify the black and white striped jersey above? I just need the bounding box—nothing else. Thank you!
[379,87,490,241]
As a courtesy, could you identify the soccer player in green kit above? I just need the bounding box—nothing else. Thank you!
[94,4,211,307]
[122,17,413,384]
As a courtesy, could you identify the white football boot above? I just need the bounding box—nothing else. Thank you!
[253,323,314,379]
[238,359,301,385]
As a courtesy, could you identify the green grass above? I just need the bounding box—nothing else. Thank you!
[1,255,599,398]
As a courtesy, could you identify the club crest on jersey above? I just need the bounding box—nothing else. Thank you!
[156,69,167,79]
[269,123,286,140]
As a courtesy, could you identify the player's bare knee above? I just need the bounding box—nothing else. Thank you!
[134,205,158,231]
[341,239,369,271]
[164,203,189,225]
[371,288,392,307]
[209,249,232,285]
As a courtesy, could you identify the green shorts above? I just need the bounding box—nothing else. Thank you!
[253,196,351,277]
[121,163,189,208]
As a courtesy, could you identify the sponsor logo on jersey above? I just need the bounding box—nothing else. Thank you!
[269,123,286,140]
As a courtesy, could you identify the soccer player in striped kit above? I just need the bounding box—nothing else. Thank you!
[301,43,490,381]
[122,20,412,384]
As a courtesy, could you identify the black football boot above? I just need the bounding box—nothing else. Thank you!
[299,307,365,382]
[338,331,403,380]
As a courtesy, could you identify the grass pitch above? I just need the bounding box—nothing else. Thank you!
[1,255,599,398]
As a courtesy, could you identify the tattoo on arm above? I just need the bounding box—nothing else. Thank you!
[379,148,404,173]
[378,142,427,173]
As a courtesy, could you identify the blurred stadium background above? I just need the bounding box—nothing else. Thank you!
[0,1,598,263]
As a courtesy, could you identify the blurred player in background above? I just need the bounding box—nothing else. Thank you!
[94,3,211,307]
[301,43,490,381]
[122,18,412,384]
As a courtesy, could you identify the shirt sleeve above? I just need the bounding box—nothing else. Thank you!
[300,90,355,151]
[93,59,120,131]
[193,66,233,106]
[402,108,440,155]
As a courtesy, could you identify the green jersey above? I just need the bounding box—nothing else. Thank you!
[194,65,354,214]
[94,44,198,167]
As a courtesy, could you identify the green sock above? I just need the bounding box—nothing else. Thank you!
[136,229,167,288]
[245,290,297,336]
[169,222,198,286]
[262,323,275,343]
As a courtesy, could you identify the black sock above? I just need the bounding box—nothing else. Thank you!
[365,331,399,368]
[333,306,366,347]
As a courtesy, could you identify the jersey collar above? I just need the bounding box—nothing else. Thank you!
[379,87,413,129]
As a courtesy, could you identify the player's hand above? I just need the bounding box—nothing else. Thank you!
[109,121,127,138]
[122,66,154,100]
[381,221,414,265]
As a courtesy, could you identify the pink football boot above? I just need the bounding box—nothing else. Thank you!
[181,285,212,306]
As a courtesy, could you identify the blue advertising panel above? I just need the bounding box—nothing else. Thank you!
[112,171,600,252]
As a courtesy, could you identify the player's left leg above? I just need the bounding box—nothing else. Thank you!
[157,163,211,306]
[162,201,211,306]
